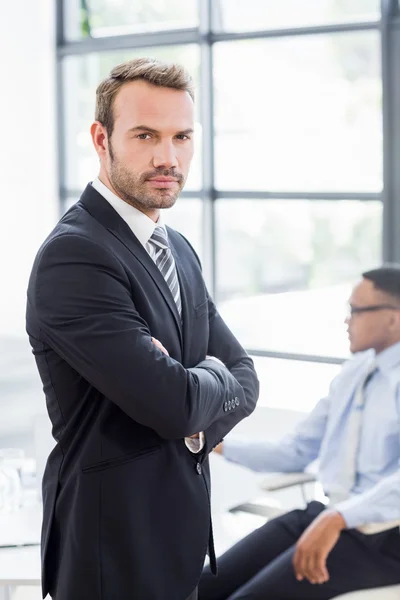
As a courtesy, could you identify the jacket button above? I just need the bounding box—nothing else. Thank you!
[196,462,202,475]
[235,397,240,406]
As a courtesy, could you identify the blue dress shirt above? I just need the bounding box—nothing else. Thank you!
[224,341,400,529]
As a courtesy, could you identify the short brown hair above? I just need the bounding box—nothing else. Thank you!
[95,57,195,137]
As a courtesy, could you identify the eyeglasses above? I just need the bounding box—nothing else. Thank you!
[348,304,400,317]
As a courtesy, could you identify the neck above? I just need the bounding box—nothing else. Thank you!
[374,337,400,354]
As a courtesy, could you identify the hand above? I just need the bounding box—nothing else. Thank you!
[213,442,224,455]
[206,355,225,366]
[293,510,346,585]
[151,337,169,356]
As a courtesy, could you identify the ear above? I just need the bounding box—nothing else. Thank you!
[90,121,108,158]
[389,309,400,330]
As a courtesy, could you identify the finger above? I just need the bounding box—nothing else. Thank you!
[306,553,328,585]
[302,549,326,585]
[300,549,313,583]
[308,555,325,585]
[293,548,304,581]
[303,553,319,585]
[151,338,169,355]
[317,555,329,583]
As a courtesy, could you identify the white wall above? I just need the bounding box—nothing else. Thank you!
[0,0,58,337]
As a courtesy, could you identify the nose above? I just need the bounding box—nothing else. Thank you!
[152,140,177,170]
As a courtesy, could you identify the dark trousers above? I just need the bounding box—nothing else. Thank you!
[199,502,400,600]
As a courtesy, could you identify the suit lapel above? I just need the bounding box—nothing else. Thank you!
[78,184,183,347]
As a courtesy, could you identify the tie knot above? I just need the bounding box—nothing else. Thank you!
[150,226,169,250]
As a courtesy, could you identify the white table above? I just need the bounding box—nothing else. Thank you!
[0,503,42,600]
[0,545,40,600]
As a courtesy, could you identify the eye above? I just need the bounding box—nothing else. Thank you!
[136,133,152,140]
[175,134,190,140]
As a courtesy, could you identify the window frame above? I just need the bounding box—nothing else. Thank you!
[56,0,400,365]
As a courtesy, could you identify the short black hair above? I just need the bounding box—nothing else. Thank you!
[363,264,400,300]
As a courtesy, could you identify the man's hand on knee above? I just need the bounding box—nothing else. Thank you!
[293,509,346,585]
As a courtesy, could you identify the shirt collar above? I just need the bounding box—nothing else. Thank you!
[375,340,400,374]
[91,177,166,248]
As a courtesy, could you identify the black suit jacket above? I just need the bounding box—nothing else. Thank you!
[26,184,259,600]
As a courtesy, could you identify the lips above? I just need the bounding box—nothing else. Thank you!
[146,178,179,189]
[148,177,177,182]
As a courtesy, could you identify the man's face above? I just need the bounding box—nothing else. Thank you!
[97,80,194,215]
[345,278,399,354]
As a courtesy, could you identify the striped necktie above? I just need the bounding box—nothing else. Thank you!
[147,226,182,316]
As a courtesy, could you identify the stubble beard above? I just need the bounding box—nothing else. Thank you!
[108,142,184,212]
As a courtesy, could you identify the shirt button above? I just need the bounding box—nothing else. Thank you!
[196,462,202,475]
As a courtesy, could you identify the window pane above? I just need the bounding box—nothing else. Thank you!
[216,199,382,357]
[63,45,201,193]
[214,0,380,32]
[251,355,342,411]
[163,199,203,262]
[65,0,198,40]
[214,33,381,192]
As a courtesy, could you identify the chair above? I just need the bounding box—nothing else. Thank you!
[229,471,317,518]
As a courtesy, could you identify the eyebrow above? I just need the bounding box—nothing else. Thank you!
[128,125,194,136]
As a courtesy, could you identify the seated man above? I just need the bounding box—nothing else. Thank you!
[200,265,400,600]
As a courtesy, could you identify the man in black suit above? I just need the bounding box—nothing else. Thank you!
[26,57,259,600]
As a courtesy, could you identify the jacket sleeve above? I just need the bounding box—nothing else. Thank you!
[200,295,260,455]
[31,233,255,440]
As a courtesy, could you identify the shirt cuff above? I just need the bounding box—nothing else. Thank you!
[184,431,205,454]
[334,495,373,529]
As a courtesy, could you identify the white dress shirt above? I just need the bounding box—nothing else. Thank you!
[91,177,204,453]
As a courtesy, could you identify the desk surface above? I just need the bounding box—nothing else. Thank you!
[0,503,41,586]
[0,546,40,585]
